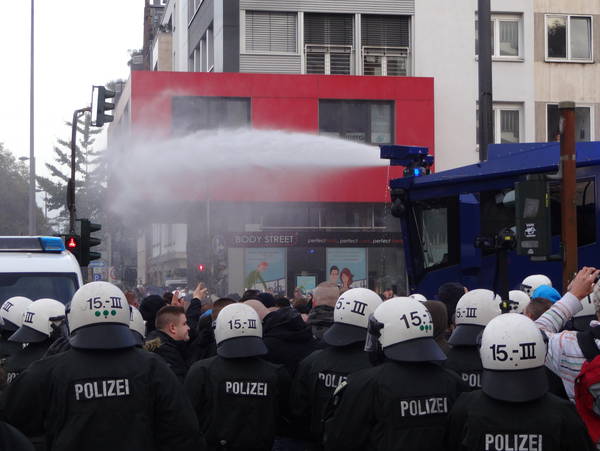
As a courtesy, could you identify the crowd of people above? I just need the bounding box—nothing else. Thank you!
[0,267,599,450]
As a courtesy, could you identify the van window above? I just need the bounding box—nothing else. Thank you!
[0,273,78,305]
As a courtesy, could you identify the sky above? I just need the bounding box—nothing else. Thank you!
[0,0,143,176]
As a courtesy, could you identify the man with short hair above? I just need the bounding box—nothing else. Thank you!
[524,297,553,321]
[144,305,190,382]
[307,282,340,340]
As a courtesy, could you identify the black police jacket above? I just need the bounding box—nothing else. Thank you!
[0,346,204,451]
[4,340,50,386]
[323,360,466,451]
[0,333,22,360]
[444,345,483,390]
[263,307,321,376]
[144,329,190,382]
[184,355,291,451]
[445,390,594,451]
[290,343,371,444]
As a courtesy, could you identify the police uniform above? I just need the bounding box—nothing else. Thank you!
[290,288,381,446]
[323,297,467,451]
[4,298,66,385]
[1,281,204,451]
[445,289,501,390]
[0,296,33,379]
[445,313,593,451]
[445,346,483,390]
[185,303,291,451]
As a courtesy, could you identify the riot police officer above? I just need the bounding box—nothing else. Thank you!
[0,297,32,362]
[520,274,553,296]
[4,298,65,385]
[445,313,593,451]
[290,288,382,448]
[1,281,203,451]
[323,297,466,451]
[445,289,501,389]
[184,303,291,451]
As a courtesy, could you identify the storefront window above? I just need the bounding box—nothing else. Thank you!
[172,96,251,134]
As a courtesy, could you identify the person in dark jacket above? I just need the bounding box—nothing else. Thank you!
[291,288,382,449]
[0,297,32,362]
[144,305,191,382]
[445,313,592,451]
[445,289,501,390]
[187,298,235,363]
[185,303,290,451]
[4,298,66,386]
[139,294,166,335]
[307,282,339,340]
[1,281,203,451]
[323,297,467,451]
[262,305,321,376]
[437,282,466,329]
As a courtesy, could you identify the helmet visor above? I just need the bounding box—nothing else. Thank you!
[448,324,485,346]
[70,324,137,350]
[383,337,446,362]
[9,325,48,343]
[217,336,268,359]
[323,322,367,347]
[481,367,548,402]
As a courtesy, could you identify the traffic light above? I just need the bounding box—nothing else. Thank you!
[197,264,206,272]
[64,234,81,264]
[79,218,102,266]
[91,85,116,127]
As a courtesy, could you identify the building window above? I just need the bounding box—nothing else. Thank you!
[172,97,251,134]
[305,14,354,75]
[546,104,593,142]
[245,11,297,53]
[362,15,410,76]
[476,14,522,59]
[319,100,393,145]
[477,103,523,144]
[546,15,592,61]
[207,25,214,71]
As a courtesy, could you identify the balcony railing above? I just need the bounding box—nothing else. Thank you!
[362,46,410,76]
[305,44,354,75]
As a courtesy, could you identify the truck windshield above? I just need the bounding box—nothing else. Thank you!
[412,197,459,270]
[0,273,79,305]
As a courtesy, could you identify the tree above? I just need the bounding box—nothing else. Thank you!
[36,113,102,232]
[0,143,50,235]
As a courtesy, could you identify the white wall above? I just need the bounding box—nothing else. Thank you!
[414,0,534,171]
[163,0,189,71]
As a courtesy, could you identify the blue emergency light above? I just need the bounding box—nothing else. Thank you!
[40,236,66,252]
[380,145,434,178]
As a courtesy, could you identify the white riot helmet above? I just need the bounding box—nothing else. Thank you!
[129,306,146,345]
[368,297,446,362]
[480,313,548,402]
[572,280,600,331]
[9,299,65,343]
[323,288,382,347]
[68,282,135,350]
[506,290,531,314]
[448,289,501,346]
[409,293,427,303]
[0,297,33,332]
[520,274,552,296]
[215,303,267,358]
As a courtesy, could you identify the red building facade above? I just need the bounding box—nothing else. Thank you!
[111,71,434,295]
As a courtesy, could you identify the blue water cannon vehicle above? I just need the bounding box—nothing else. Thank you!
[382,142,600,298]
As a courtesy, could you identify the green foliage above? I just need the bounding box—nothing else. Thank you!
[36,112,104,232]
[0,143,50,235]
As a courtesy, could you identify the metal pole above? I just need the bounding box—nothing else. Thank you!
[559,101,577,289]
[477,0,493,162]
[28,0,36,235]
[68,108,90,234]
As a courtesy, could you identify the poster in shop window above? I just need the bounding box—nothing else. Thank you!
[244,248,287,295]
[326,248,368,291]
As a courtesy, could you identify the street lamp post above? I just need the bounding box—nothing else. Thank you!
[28,0,36,235]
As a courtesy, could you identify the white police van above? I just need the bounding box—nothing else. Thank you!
[0,236,83,305]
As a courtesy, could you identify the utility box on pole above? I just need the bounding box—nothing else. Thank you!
[515,177,552,258]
